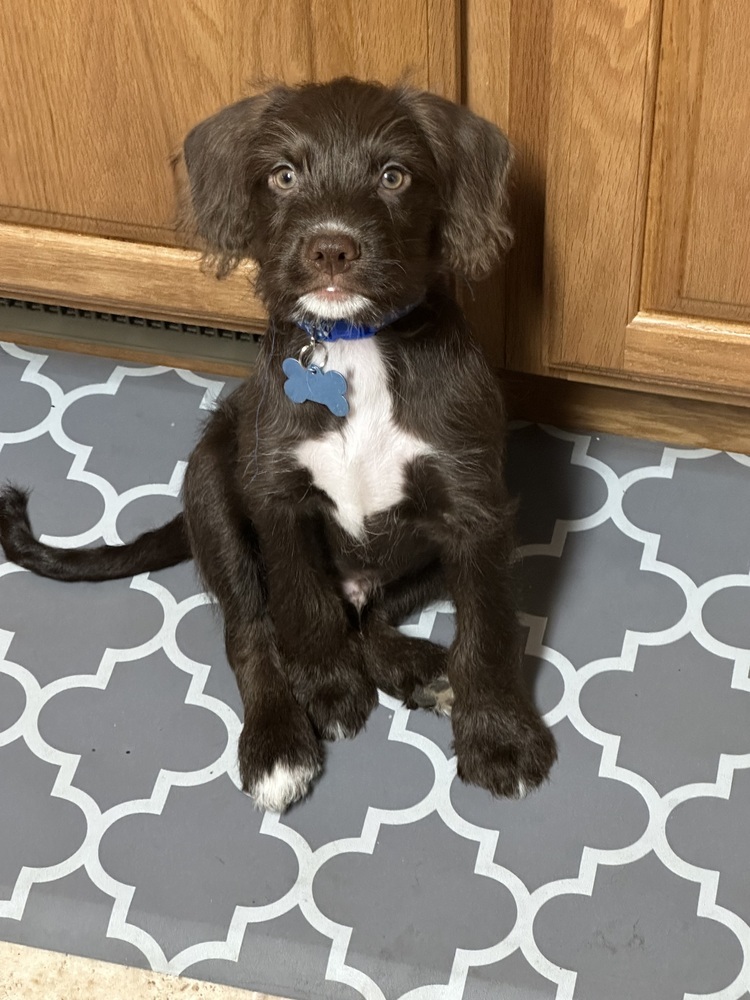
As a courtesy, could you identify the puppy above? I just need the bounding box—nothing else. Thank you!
[0,78,556,811]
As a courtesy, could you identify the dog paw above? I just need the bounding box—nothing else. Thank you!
[306,673,378,742]
[408,676,454,716]
[238,701,324,812]
[452,698,557,799]
[247,759,321,812]
[365,630,449,706]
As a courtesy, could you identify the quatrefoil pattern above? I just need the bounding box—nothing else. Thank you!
[1,341,749,999]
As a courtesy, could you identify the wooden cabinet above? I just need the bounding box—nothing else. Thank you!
[501,0,750,415]
[0,0,456,331]
[1,0,748,444]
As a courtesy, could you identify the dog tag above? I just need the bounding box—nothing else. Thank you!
[282,357,349,417]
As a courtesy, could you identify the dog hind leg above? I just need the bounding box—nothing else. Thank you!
[363,566,454,714]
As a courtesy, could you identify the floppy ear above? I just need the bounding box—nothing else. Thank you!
[405,90,514,281]
[176,92,277,277]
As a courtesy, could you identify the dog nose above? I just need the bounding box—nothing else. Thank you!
[306,233,360,275]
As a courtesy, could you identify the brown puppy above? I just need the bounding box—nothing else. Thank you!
[0,78,556,811]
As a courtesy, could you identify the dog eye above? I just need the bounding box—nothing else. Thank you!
[379,165,410,191]
[269,165,297,191]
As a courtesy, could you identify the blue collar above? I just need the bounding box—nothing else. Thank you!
[296,302,420,343]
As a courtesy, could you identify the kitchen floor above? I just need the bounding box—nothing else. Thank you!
[1,339,749,1000]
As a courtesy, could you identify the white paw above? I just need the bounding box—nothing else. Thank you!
[515,779,528,800]
[247,760,320,812]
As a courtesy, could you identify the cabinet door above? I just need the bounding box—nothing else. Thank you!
[630,0,750,392]
[0,0,457,330]
[504,0,750,399]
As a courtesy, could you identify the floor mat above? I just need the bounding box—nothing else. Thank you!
[1,340,748,1000]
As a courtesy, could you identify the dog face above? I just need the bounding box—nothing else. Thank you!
[181,78,513,323]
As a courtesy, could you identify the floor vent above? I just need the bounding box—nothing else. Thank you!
[0,297,261,370]
[0,297,261,343]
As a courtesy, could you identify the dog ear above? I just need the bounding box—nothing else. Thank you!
[177,92,277,277]
[405,90,514,281]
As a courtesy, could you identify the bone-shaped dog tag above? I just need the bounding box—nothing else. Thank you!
[282,357,349,417]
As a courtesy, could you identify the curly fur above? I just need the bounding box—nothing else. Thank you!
[0,78,555,811]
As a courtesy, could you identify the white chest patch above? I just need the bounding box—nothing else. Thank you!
[293,339,434,537]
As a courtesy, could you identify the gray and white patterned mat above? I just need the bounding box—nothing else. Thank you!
[1,339,749,1000]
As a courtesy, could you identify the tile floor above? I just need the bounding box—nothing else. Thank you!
[1,340,749,1000]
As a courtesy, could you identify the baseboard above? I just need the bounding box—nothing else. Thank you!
[503,371,750,452]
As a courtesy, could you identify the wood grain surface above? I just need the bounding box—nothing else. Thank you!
[0,223,264,331]
[641,0,750,322]
[0,0,455,243]
[504,370,750,453]
[0,0,458,338]
[624,311,750,393]
[545,0,653,372]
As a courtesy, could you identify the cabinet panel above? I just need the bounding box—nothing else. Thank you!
[0,0,240,244]
[547,0,653,372]
[244,2,439,92]
[624,313,750,392]
[502,0,750,402]
[641,0,750,321]
[0,223,258,332]
[0,0,457,331]
[503,0,655,375]
[0,0,456,245]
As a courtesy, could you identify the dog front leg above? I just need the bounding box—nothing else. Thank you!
[225,618,325,812]
[257,507,378,740]
[444,530,557,798]
[184,425,323,812]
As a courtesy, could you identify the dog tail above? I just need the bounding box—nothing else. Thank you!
[0,484,190,582]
